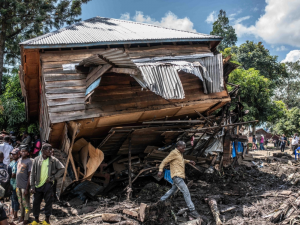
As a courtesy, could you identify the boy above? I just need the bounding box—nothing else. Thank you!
[8,149,19,221]
[16,147,32,225]
[30,144,64,225]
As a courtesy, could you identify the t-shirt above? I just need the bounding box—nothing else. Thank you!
[292,136,299,145]
[9,160,18,190]
[253,137,256,143]
[281,137,287,145]
[16,158,33,189]
[0,142,13,165]
[260,137,264,143]
[36,158,49,188]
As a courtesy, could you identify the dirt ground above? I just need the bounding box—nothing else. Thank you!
[6,147,300,225]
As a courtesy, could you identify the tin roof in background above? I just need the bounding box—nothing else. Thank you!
[20,17,222,49]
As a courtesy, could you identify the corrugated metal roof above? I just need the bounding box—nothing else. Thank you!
[20,17,222,48]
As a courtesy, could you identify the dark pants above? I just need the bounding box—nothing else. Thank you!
[33,182,53,218]
[292,145,298,153]
[11,189,19,211]
[281,144,286,152]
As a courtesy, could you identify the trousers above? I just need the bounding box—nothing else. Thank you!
[160,176,195,211]
[16,188,30,220]
[281,144,286,152]
[11,189,19,211]
[260,143,265,150]
[33,182,53,218]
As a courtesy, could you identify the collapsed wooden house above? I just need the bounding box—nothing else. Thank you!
[19,17,250,195]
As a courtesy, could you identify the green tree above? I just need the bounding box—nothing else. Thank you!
[225,41,286,81]
[0,0,91,91]
[273,107,300,137]
[210,10,237,51]
[275,61,300,109]
[228,68,286,124]
[0,68,25,129]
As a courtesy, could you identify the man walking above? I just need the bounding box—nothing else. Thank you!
[30,144,65,225]
[0,136,13,165]
[157,141,200,219]
[260,135,265,150]
[292,133,299,153]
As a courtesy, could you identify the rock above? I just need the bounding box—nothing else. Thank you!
[179,218,202,225]
[288,160,293,166]
[102,213,122,222]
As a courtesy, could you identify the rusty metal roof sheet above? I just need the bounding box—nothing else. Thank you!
[20,17,222,48]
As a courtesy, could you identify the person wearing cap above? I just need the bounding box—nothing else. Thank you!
[30,144,65,225]
[0,136,13,165]
[17,132,32,152]
[157,141,200,219]
[8,148,20,221]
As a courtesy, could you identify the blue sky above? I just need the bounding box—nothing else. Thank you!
[80,0,300,62]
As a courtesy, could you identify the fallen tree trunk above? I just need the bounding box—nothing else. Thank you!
[205,198,222,225]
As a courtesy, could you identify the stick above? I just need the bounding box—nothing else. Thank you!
[123,167,158,191]
[186,163,202,173]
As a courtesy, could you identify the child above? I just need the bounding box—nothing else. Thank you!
[8,148,20,221]
[16,147,32,225]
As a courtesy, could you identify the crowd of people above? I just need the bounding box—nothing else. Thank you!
[0,132,64,225]
[252,133,299,153]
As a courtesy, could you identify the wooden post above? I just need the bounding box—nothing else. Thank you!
[127,133,132,200]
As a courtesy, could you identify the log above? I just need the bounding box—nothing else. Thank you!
[123,209,138,217]
[102,213,122,222]
[205,198,222,225]
[109,67,140,75]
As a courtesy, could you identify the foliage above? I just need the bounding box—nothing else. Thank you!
[273,107,300,137]
[228,68,286,124]
[0,0,91,90]
[275,61,300,109]
[0,68,38,135]
[28,122,39,135]
[0,68,25,128]
[210,10,237,51]
[223,41,286,82]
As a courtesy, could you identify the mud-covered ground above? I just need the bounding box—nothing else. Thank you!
[7,148,300,225]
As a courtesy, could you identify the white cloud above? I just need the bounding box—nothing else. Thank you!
[282,50,300,62]
[252,7,259,11]
[234,16,251,24]
[120,13,130,20]
[234,0,300,47]
[120,11,196,32]
[275,46,288,51]
[206,11,217,24]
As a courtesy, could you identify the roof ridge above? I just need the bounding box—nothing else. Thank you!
[92,16,214,36]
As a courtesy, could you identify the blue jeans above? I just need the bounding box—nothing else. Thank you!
[160,177,195,211]
[260,143,265,150]
[11,189,19,211]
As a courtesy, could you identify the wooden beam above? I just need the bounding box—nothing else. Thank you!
[86,65,102,81]
[86,64,112,88]
[59,122,79,198]
[127,44,210,58]
[108,67,139,75]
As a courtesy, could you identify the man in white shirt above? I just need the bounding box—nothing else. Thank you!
[0,136,13,165]
[292,133,299,153]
